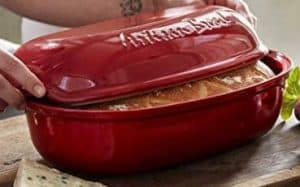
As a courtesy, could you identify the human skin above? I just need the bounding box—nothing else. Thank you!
[0,0,255,26]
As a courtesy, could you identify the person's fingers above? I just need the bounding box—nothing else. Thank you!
[246,12,257,27]
[234,0,256,25]
[0,74,25,108]
[204,0,256,26]
[0,49,46,98]
[205,0,216,5]
[204,0,228,6]
[0,99,7,112]
[251,14,257,27]
[215,0,227,6]
[156,0,206,8]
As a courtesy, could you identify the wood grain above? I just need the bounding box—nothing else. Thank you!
[0,116,40,186]
[1,115,300,187]
[234,165,300,187]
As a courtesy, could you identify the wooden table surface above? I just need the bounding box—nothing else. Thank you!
[1,115,300,187]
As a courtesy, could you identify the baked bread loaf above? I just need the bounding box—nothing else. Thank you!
[85,61,274,111]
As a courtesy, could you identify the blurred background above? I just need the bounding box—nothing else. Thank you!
[0,0,299,119]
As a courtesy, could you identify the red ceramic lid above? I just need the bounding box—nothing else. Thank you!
[15,6,268,105]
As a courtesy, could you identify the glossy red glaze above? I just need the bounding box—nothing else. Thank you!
[25,51,291,174]
[16,6,267,104]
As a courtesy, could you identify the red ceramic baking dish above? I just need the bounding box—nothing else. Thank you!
[24,51,291,174]
[15,5,292,174]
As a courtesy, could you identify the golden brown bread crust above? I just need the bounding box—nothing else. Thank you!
[85,61,274,111]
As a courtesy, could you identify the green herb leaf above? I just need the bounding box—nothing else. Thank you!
[281,67,300,120]
[281,96,298,120]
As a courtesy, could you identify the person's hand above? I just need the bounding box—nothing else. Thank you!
[0,48,46,111]
[158,0,256,26]
[204,0,256,26]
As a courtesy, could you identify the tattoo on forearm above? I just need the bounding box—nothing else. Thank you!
[120,0,143,16]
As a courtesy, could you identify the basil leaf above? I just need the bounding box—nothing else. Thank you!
[281,96,298,120]
[281,67,300,120]
[286,67,300,96]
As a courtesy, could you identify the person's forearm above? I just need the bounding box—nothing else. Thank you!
[0,0,155,27]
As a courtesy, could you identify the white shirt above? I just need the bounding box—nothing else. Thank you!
[21,18,64,43]
[0,18,64,53]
